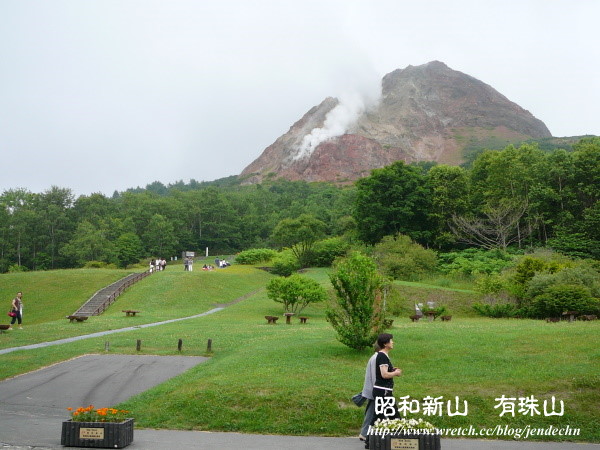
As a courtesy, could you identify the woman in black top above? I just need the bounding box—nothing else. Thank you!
[372,333,402,422]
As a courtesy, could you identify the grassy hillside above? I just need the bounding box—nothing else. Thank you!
[0,267,598,443]
[1,269,134,324]
[0,265,272,351]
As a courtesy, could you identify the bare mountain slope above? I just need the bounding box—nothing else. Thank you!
[240,61,551,183]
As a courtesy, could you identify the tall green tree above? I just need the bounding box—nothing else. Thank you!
[426,165,469,248]
[60,220,112,265]
[572,137,600,210]
[144,214,178,257]
[354,161,431,245]
[1,188,36,268]
[469,145,548,247]
[38,186,75,268]
[271,214,326,267]
[115,232,143,268]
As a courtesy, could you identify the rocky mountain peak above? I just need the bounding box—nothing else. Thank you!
[240,61,551,184]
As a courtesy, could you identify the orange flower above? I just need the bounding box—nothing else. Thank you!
[67,405,130,423]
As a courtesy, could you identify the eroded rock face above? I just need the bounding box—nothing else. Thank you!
[240,61,551,183]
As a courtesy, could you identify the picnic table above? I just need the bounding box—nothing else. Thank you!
[66,315,88,323]
[425,310,436,322]
[122,310,141,317]
[561,311,579,322]
[284,312,295,324]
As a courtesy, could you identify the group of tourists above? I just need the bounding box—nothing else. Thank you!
[190,257,232,271]
[149,258,167,272]
[7,291,24,330]
[184,257,194,271]
[214,257,231,268]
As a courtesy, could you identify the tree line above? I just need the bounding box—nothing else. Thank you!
[0,137,598,272]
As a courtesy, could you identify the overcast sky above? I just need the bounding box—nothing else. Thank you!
[1,0,599,197]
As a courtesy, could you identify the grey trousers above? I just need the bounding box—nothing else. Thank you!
[360,399,375,437]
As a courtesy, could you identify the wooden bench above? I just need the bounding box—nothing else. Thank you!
[265,315,279,324]
[0,324,10,333]
[66,315,88,323]
[299,316,309,324]
[409,314,421,322]
[122,310,141,317]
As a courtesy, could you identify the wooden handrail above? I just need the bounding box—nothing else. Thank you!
[89,271,151,315]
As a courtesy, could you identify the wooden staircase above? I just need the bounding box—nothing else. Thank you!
[72,271,152,317]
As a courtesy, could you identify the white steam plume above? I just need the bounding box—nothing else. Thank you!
[294,91,376,160]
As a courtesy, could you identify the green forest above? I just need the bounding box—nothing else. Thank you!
[1,137,598,273]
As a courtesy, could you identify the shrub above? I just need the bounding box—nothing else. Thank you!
[532,284,600,318]
[235,248,278,265]
[523,260,600,302]
[8,264,27,273]
[373,234,437,281]
[270,250,300,277]
[475,274,509,295]
[422,305,448,319]
[308,237,351,267]
[549,264,600,297]
[384,287,411,317]
[83,261,118,269]
[438,248,514,276]
[326,252,386,350]
[512,256,563,286]
[473,302,519,318]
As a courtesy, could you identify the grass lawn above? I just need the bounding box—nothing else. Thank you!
[391,280,482,317]
[1,267,598,443]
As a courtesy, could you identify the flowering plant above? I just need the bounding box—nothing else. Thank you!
[67,405,130,423]
[372,417,438,433]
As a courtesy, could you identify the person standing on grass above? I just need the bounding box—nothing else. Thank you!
[372,333,402,423]
[9,291,23,330]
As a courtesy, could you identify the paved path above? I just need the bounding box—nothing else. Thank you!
[0,307,224,355]
[0,354,207,448]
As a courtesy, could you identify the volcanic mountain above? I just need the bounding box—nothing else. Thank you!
[240,61,552,183]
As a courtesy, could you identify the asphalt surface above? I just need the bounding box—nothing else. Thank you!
[0,355,206,448]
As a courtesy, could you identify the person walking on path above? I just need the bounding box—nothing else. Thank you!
[372,333,402,423]
[9,291,23,330]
